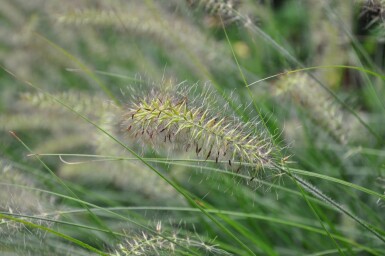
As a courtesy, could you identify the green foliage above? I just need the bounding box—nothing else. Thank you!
[1,0,385,255]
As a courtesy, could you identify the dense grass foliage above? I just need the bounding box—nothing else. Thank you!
[1,0,385,255]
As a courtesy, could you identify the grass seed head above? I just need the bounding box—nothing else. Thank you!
[275,72,350,144]
[187,0,242,24]
[112,221,232,255]
[121,85,280,177]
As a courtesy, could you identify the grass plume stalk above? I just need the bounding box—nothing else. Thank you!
[121,87,385,245]
[187,0,242,24]
[285,170,385,244]
[193,0,381,141]
[3,67,255,255]
[3,1,385,254]
[121,89,279,178]
[275,72,349,144]
[113,221,232,256]
[55,4,232,78]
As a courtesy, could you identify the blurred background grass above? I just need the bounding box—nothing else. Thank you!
[1,0,385,255]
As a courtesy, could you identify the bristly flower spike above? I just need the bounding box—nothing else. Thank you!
[121,87,280,176]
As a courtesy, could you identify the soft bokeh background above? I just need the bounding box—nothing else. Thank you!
[1,0,385,255]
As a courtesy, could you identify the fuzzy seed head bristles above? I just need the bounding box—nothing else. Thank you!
[112,221,232,255]
[121,86,279,175]
[187,0,241,24]
[275,72,350,145]
[359,0,385,36]
[0,161,58,237]
[361,0,385,15]
[54,4,234,77]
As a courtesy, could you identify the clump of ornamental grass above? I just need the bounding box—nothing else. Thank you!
[0,160,59,247]
[16,90,184,205]
[120,85,280,179]
[54,2,233,78]
[112,221,231,256]
[274,72,351,145]
[0,162,57,227]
